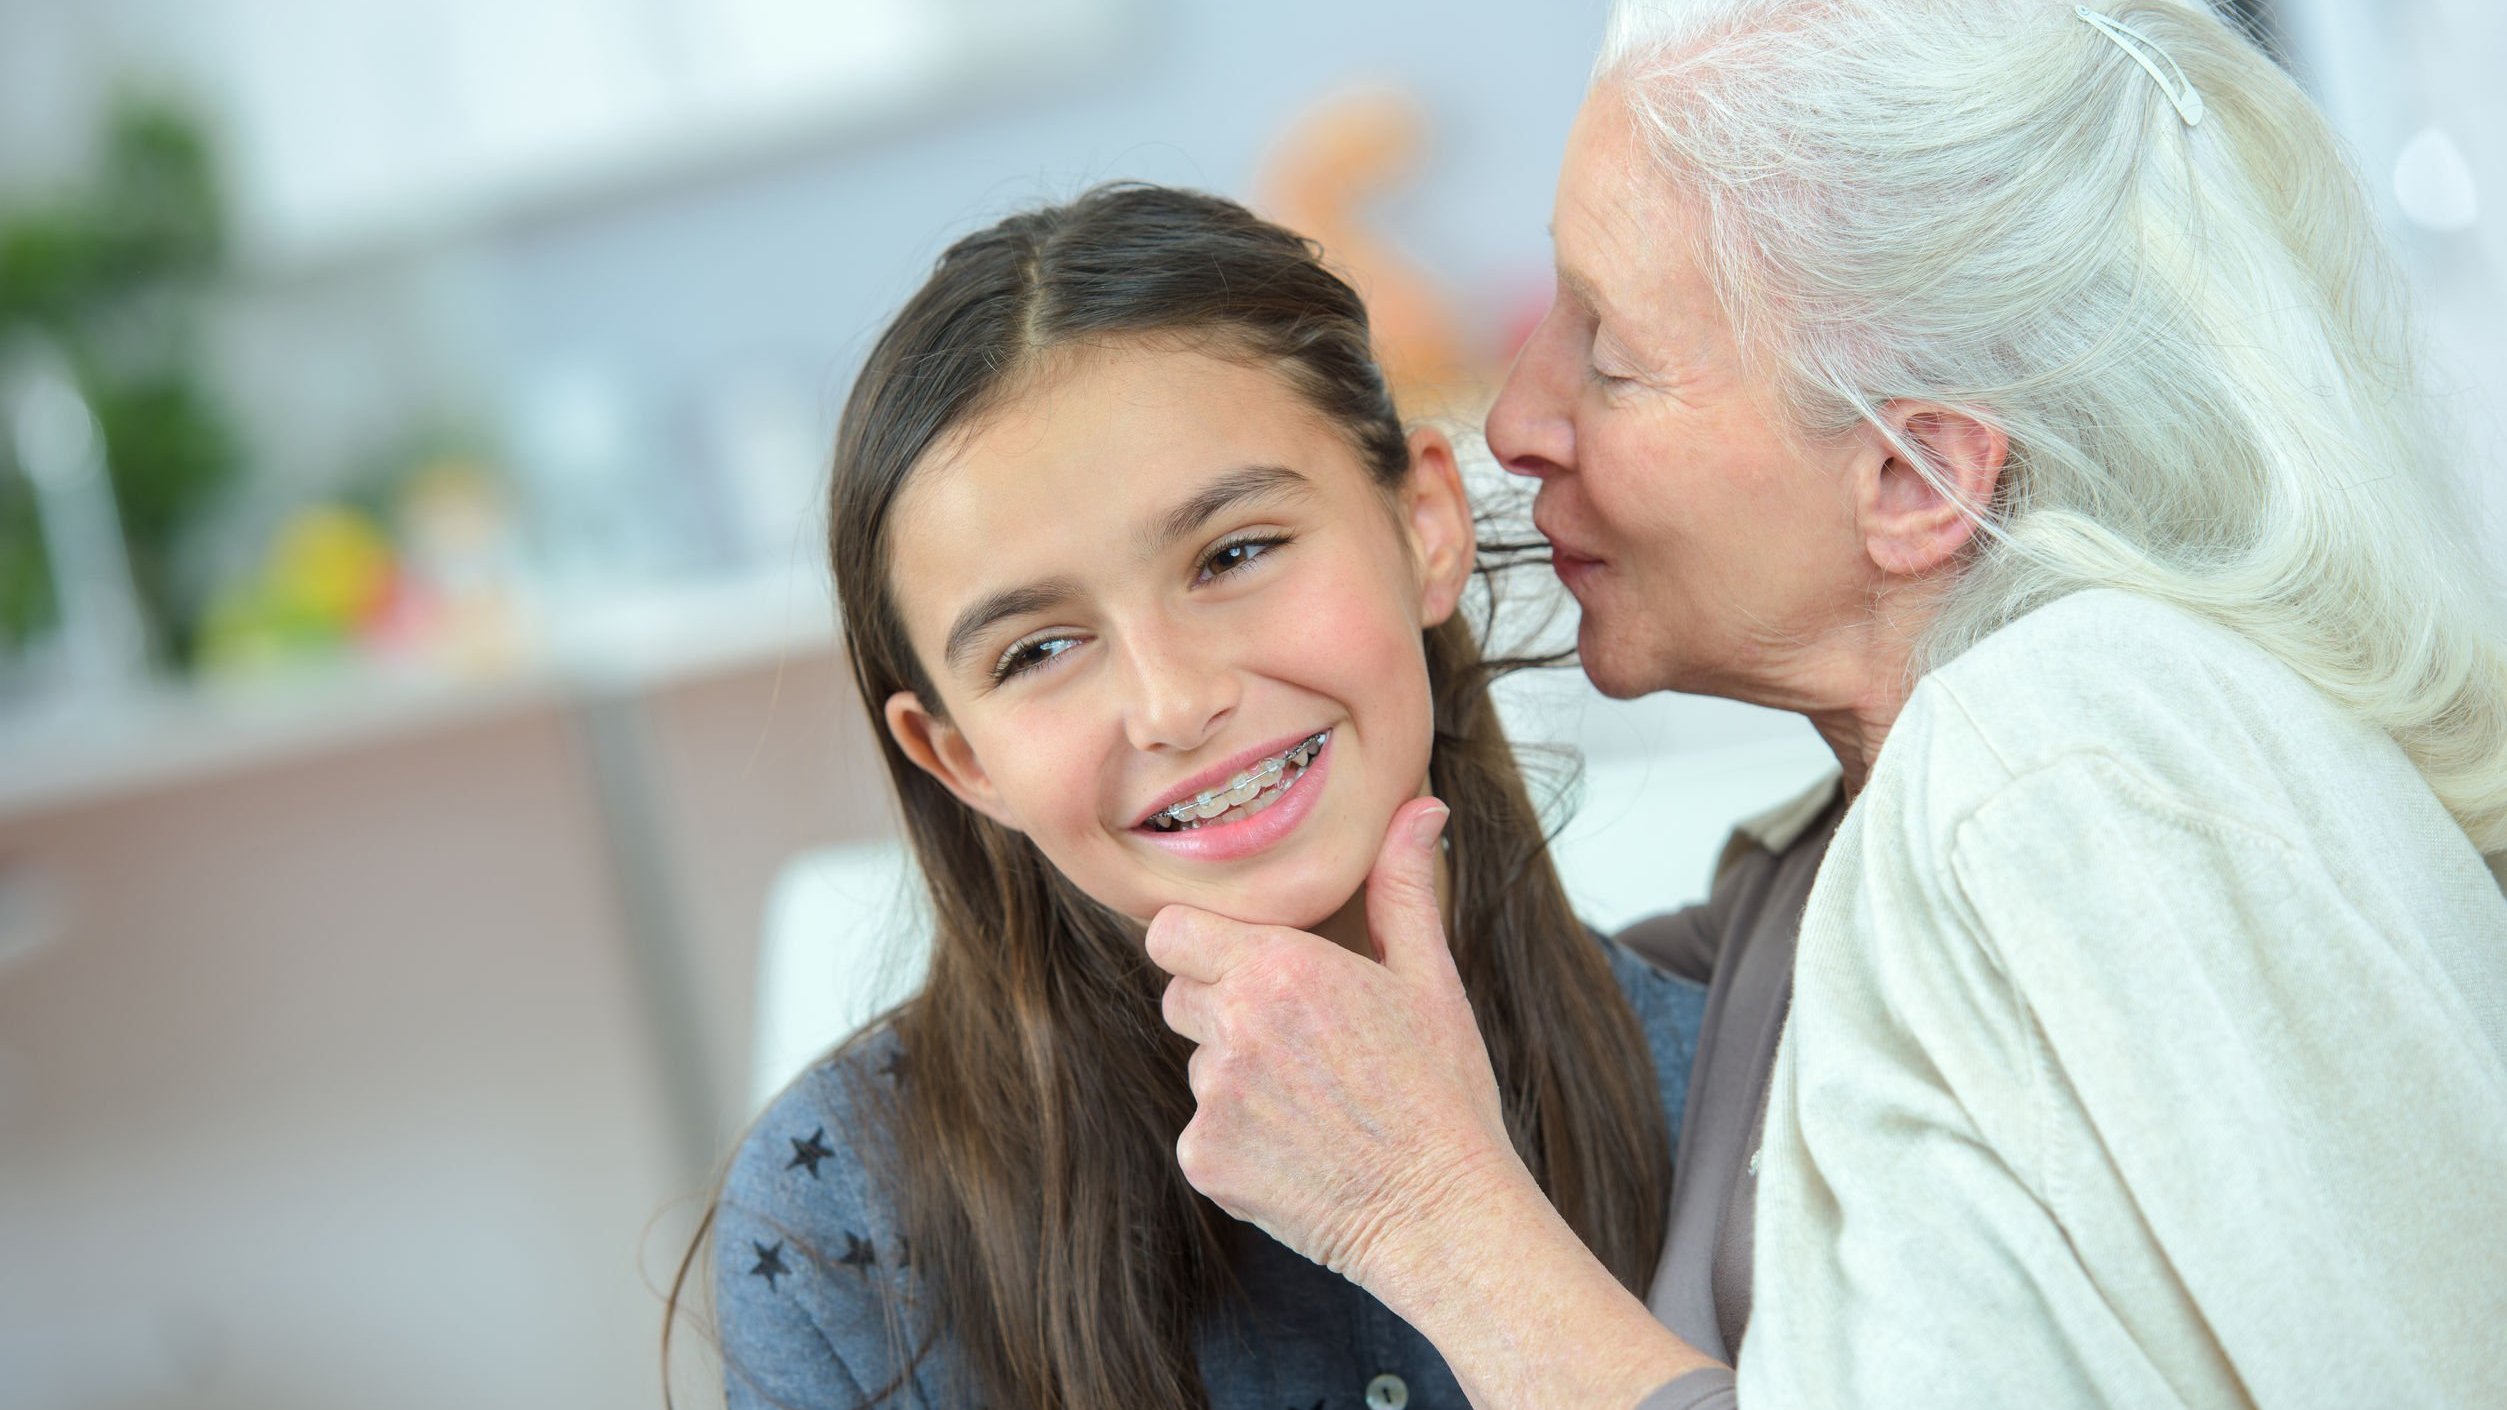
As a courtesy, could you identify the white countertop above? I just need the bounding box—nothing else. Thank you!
[0,563,839,823]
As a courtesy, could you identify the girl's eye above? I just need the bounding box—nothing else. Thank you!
[1197,534,1287,584]
[992,634,1079,683]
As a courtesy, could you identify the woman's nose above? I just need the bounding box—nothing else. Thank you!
[1486,302,1577,481]
[1118,623,1237,755]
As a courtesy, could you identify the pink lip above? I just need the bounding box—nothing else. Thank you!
[1130,727,1329,829]
[1132,732,1334,864]
[1533,500,1595,560]
[1551,550,1603,594]
[1536,510,1606,593]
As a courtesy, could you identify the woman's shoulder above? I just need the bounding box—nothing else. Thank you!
[1947,584,2240,667]
[1832,592,2501,1011]
[1886,588,2436,842]
[715,1024,959,1407]
[1916,589,2347,767]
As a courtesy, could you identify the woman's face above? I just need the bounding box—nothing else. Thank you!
[882,339,1474,934]
[1485,88,1873,703]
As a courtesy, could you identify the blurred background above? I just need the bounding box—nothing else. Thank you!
[0,1,2497,1407]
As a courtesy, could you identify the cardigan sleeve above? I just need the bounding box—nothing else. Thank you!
[1739,745,2507,1409]
[714,1031,935,1410]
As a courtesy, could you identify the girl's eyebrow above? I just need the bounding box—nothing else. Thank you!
[940,465,1313,675]
[943,577,1083,673]
[1142,464,1312,554]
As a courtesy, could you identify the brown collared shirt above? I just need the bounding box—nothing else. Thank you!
[1621,779,1843,1410]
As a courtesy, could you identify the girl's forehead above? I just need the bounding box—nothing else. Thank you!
[881,341,1379,642]
[896,345,1357,547]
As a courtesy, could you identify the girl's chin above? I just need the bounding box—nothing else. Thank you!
[1122,878,1361,934]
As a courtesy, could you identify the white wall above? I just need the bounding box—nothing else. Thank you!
[2277,0,2507,561]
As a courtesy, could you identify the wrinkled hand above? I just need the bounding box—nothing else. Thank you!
[1146,797,1525,1294]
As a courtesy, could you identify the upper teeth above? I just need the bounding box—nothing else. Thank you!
[1152,731,1327,828]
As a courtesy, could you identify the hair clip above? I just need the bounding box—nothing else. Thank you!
[2076,6,2205,128]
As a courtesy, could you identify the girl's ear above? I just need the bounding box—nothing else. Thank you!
[1401,425,1475,629]
[885,690,1022,831]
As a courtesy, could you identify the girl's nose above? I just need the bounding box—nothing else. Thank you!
[1118,622,1237,756]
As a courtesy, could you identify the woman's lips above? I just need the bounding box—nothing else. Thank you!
[1133,731,1333,863]
[1534,504,1604,592]
[1551,549,1604,594]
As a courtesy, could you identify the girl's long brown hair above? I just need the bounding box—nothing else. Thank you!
[669,183,1670,1409]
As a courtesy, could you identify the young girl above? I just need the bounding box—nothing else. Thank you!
[682,184,1704,1409]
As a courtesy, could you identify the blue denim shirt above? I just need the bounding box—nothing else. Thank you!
[715,938,1706,1410]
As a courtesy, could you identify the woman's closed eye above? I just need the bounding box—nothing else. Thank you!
[1585,343,1641,390]
[1583,322,1646,391]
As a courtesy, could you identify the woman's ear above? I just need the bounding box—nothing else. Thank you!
[1401,425,1476,628]
[1853,402,2008,578]
[884,690,1022,831]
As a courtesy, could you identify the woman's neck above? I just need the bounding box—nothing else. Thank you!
[1758,584,1943,800]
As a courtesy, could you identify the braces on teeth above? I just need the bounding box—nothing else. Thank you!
[1146,731,1328,831]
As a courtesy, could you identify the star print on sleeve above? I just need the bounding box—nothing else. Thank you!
[749,1240,790,1290]
[786,1126,833,1178]
[838,1231,878,1273]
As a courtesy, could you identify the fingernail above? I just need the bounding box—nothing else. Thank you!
[1412,801,1451,848]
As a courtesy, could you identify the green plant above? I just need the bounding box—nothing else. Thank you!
[0,93,240,667]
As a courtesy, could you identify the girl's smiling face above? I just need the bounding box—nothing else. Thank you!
[881,339,1474,937]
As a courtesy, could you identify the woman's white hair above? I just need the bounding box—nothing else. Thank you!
[1595,0,2507,853]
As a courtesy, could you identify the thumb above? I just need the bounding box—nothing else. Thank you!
[1365,796,1452,973]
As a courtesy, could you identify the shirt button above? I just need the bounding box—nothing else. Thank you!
[1365,1372,1409,1410]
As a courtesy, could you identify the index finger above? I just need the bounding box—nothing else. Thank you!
[1143,903,1275,984]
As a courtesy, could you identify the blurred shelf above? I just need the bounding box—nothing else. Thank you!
[0,562,838,825]
[210,0,1137,279]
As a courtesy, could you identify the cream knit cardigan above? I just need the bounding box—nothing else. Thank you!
[1737,590,2507,1409]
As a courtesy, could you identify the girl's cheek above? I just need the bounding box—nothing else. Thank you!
[1282,560,1416,656]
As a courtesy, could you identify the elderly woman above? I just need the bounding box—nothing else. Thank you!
[1146,1,2507,1407]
